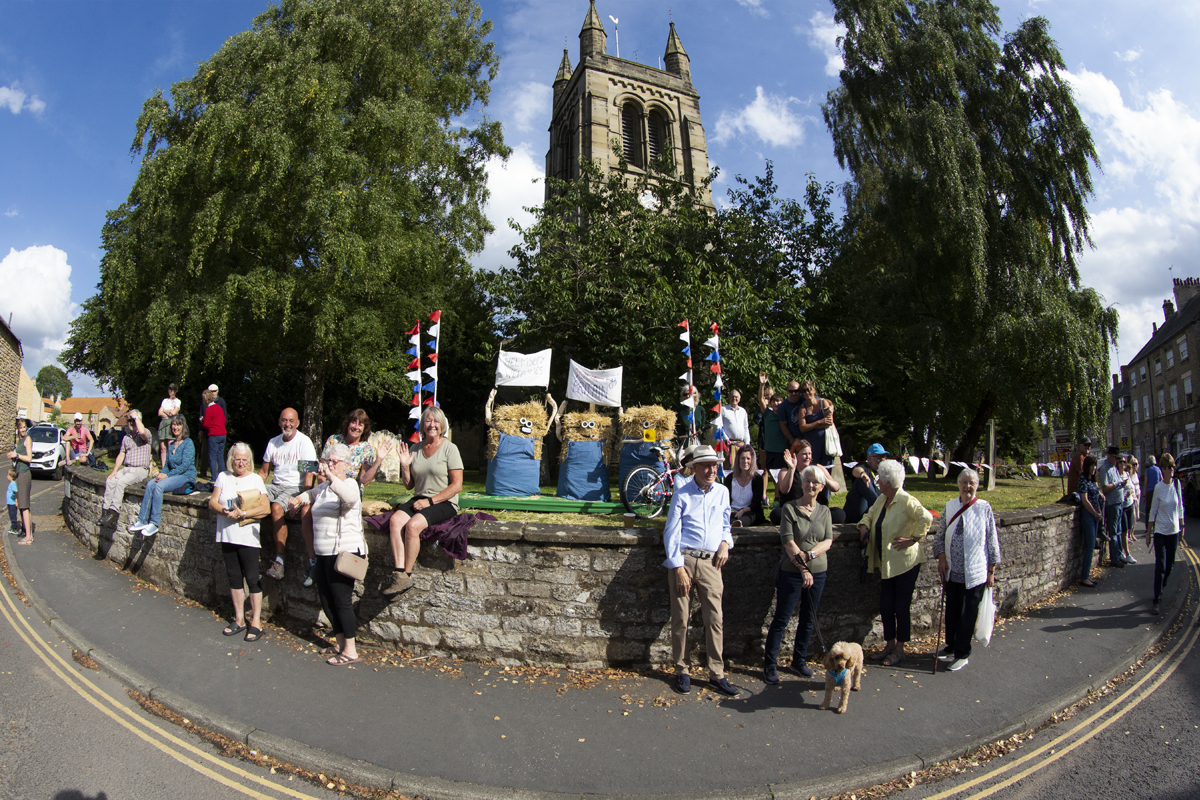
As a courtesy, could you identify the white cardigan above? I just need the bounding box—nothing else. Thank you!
[938,497,1001,590]
[297,474,365,557]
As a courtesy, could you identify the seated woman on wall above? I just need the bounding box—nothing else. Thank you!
[130,415,196,537]
[324,408,393,486]
[859,459,932,667]
[289,441,366,665]
[207,443,270,642]
[724,444,766,527]
[771,439,844,525]
[383,406,463,600]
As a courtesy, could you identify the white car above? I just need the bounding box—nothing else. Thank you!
[27,423,68,480]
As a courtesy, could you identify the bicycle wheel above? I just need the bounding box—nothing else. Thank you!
[623,466,671,518]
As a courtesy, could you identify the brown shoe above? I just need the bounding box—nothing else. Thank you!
[382,572,414,598]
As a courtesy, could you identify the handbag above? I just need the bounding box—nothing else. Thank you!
[236,489,268,527]
[331,491,369,581]
[824,418,843,458]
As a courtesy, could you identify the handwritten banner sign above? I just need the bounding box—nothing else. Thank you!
[565,360,623,407]
[495,349,553,387]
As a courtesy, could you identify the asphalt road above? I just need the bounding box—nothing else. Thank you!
[1,467,324,800]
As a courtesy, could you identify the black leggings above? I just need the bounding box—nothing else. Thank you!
[314,554,358,639]
[221,543,262,593]
[879,564,921,642]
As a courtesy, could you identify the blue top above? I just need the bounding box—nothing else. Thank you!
[165,438,197,481]
[1078,475,1101,510]
[1145,465,1162,498]
[662,478,732,570]
[5,481,16,505]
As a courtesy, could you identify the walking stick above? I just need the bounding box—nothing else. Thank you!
[805,585,827,658]
[932,579,946,675]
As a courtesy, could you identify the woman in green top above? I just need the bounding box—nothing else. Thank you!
[382,406,464,599]
[858,459,933,666]
[6,418,34,544]
[762,465,835,684]
[757,372,787,470]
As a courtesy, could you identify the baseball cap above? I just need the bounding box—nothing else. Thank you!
[1080,436,1092,446]
[867,443,889,456]
[207,384,219,392]
[73,413,83,421]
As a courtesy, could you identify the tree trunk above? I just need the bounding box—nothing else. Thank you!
[302,358,326,446]
[953,391,997,462]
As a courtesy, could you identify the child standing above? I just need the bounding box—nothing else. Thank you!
[5,468,17,533]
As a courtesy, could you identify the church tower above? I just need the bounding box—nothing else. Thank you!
[545,2,713,206]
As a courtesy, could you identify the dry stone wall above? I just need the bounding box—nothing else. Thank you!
[64,466,1081,669]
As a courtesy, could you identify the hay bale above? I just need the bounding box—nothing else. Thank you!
[619,405,676,443]
[559,410,617,463]
[368,429,405,483]
[361,500,395,517]
[487,401,550,460]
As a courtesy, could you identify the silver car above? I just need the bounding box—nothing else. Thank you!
[27,423,68,480]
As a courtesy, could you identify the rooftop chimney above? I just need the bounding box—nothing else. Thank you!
[1174,276,1200,309]
[1113,373,1120,390]
[1165,299,1176,320]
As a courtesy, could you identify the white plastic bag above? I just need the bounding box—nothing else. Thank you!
[824,422,843,458]
[974,586,995,647]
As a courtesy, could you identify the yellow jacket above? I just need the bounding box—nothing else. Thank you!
[860,489,933,579]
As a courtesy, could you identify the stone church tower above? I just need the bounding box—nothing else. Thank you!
[545,1,713,206]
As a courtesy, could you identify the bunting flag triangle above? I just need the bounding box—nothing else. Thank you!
[422,381,437,393]
[408,334,420,345]
[410,394,421,406]
[404,323,420,336]
[679,330,691,343]
[703,335,719,348]
[423,397,435,406]
[427,322,441,337]
[429,310,442,323]
[423,365,438,380]
[428,352,438,364]
[427,339,438,349]
[710,403,722,414]
[685,412,694,424]
[713,389,721,402]
[406,346,418,356]
[405,370,421,381]
[406,357,420,370]
[679,372,690,382]
[710,322,719,333]
[409,406,422,419]
[714,376,724,388]
[713,427,727,440]
[678,319,689,329]
[680,397,695,409]
[705,350,719,362]
[709,363,722,374]
[686,359,692,369]
[681,345,690,357]
[409,431,421,443]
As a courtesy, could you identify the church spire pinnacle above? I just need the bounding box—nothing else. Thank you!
[663,21,691,83]
[579,0,607,60]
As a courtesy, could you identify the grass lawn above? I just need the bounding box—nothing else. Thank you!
[361,471,1069,526]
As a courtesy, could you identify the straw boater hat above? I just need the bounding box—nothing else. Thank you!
[690,445,721,465]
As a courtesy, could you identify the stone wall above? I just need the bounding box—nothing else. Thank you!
[64,466,1082,669]
[0,322,20,429]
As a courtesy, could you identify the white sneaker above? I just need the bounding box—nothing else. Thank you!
[948,657,969,672]
[141,523,159,537]
[128,522,148,532]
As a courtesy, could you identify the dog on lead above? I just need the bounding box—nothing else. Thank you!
[818,641,864,714]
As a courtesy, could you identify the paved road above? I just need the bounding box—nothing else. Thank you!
[1,469,323,800]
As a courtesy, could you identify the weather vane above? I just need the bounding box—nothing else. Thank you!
[609,15,619,58]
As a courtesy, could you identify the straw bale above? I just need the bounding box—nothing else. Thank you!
[487,401,550,460]
[368,430,405,483]
[486,426,544,461]
[362,500,395,517]
[619,405,676,443]
[559,411,616,463]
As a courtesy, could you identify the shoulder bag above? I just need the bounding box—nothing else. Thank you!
[332,490,369,581]
[821,402,843,458]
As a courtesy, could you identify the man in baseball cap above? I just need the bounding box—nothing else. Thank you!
[844,443,889,524]
[661,445,740,698]
[65,413,94,466]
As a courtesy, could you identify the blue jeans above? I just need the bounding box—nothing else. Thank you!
[1105,503,1124,562]
[1153,533,1179,602]
[137,474,192,526]
[208,435,226,481]
[763,568,827,667]
[1080,510,1099,580]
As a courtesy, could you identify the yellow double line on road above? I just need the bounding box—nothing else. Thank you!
[0,542,317,800]
[925,546,1200,800]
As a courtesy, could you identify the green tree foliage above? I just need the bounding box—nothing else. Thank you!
[63,0,507,442]
[823,0,1117,459]
[485,158,862,413]
[35,365,72,400]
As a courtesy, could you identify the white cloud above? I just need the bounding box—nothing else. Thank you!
[472,143,545,272]
[804,11,846,77]
[1064,69,1200,364]
[4,208,17,218]
[1114,48,1142,63]
[509,81,553,133]
[0,245,78,377]
[713,86,805,147]
[0,83,45,115]
[735,0,769,18]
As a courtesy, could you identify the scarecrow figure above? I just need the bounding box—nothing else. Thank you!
[484,390,559,497]
[617,405,677,495]
[555,401,618,502]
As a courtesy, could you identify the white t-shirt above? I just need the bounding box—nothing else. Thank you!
[214,471,267,547]
[159,397,181,417]
[720,406,751,443]
[263,432,317,487]
[730,476,754,510]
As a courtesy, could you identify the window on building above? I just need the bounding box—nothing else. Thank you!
[1119,397,1126,411]
[1131,370,1137,387]
[1185,373,1194,406]
[1143,395,1151,419]
[1159,389,1166,414]
[1180,336,1189,361]
[1141,365,1148,383]
[1156,358,1163,375]
[1171,383,1179,411]
[1168,349,1176,369]
[647,110,669,163]
[621,102,644,168]
[1133,402,1140,422]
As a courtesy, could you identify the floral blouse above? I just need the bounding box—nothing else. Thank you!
[325,434,376,481]
[1077,476,1101,511]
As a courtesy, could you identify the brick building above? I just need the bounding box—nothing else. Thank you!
[1111,277,1200,461]
[1,317,21,432]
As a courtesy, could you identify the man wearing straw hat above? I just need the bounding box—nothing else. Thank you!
[662,445,740,697]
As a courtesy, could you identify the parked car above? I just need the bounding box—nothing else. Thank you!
[26,422,68,480]
[1174,448,1200,516]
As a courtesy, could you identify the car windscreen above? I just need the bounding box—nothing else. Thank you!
[28,428,61,444]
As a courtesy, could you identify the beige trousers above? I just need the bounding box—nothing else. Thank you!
[668,553,724,678]
[103,466,149,512]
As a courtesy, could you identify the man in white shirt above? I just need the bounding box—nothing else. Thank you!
[662,445,739,697]
[719,389,751,459]
[258,408,317,580]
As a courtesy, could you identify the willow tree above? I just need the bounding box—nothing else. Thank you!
[63,0,507,440]
[823,0,1117,458]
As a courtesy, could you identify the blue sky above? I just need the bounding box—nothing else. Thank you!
[2,0,1197,399]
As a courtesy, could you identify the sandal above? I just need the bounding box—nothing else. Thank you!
[318,646,341,656]
[882,651,904,667]
[327,653,360,666]
[223,622,247,637]
[869,647,892,663]
[16,538,33,545]
[244,626,264,643]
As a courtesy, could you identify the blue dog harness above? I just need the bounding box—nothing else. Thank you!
[827,667,849,687]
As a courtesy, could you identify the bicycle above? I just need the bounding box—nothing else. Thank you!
[621,445,685,519]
